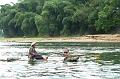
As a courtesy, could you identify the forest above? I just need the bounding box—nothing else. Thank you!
[0,0,120,37]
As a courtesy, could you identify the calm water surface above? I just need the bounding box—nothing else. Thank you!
[0,42,120,79]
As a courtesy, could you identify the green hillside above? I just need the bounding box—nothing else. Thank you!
[0,0,120,37]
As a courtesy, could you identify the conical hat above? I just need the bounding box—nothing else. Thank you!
[31,42,36,46]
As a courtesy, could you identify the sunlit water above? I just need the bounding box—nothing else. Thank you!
[0,42,120,79]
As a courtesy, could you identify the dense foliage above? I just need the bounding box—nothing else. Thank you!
[0,0,120,37]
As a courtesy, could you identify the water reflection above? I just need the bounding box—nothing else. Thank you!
[85,52,120,65]
[0,42,120,79]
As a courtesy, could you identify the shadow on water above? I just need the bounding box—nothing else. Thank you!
[84,52,120,65]
[0,42,120,79]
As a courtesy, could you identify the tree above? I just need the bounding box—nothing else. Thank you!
[35,15,49,36]
[21,12,38,36]
[95,0,120,33]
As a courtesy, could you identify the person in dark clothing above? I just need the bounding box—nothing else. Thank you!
[63,48,79,62]
[28,42,48,61]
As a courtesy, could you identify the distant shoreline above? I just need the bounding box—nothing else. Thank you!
[0,34,120,42]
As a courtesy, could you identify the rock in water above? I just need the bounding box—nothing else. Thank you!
[7,58,19,62]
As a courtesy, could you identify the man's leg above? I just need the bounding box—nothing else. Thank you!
[34,55,44,60]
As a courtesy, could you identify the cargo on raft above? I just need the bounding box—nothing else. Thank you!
[64,55,80,62]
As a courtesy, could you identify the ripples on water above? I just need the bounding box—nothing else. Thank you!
[0,42,120,79]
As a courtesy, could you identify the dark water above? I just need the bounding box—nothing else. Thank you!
[0,42,120,79]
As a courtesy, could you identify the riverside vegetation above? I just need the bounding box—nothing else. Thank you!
[0,0,120,37]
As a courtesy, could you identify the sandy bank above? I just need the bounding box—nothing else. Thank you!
[0,34,120,42]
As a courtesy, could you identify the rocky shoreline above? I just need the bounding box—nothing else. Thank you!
[0,34,120,42]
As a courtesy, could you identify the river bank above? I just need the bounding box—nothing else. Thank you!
[0,34,120,42]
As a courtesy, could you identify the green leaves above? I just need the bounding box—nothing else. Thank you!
[95,0,120,33]
[0,0,120,37]
[35,15,49,36]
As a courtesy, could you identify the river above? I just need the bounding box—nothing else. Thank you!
[0,42,120,79]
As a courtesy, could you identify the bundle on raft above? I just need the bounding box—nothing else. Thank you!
[64,55,79,62]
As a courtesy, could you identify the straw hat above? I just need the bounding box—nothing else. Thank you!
[31,42,37,46]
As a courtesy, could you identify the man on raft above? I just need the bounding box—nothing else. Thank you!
[63,48,79,62]
[28,42,48,61]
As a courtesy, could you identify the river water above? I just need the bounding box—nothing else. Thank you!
[0,42,120,79]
